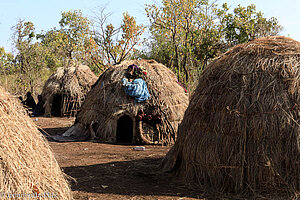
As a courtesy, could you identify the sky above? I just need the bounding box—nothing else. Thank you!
[0,0,300,53]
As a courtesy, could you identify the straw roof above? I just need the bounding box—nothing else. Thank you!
[0,87,71,199]
[63,59,189,145]
[42,60,97,117]
[162,36,300,197]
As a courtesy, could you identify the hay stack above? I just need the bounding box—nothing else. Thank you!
[0,87,71,199]
[64,59,189,145]
[162,36,300,196]
[42,60,97,117]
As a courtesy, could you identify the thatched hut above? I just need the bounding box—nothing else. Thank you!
[62,59,189,145]
[162,36,300,197]
[0,87,71,199]
[42,61,97,117]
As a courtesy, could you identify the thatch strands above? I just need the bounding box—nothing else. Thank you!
[0,87,71,199]
[66,59,189,145]
[162,36,300,197]
[42,60,97,117]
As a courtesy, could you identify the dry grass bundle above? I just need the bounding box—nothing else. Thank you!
[0,87,71,199]
[64,59,189,145]
[42,60,97,117]
[162,36,300,197]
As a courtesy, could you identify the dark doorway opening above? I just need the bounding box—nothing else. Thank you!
[51,94,62,117]
[116,115,133,143]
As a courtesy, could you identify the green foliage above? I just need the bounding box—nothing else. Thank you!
[58,10,91,59]
[0,8,146,94]
[223,4,283,46]
[145,0,226,85]
[145,0,283,89]
[0,3,284,96]
[10,19,49,94]
[38,10,93,63]
[92,8,145,67]
[0,47,14,73]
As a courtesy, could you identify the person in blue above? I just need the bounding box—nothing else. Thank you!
[122,64,150,102]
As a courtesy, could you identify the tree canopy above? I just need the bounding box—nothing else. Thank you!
[0,1,283,95]
[145,0,283,86]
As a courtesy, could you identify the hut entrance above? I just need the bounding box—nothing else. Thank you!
[51,94,62,117]
[116,115,133,143]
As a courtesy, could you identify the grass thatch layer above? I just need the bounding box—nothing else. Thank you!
[65,59,189,145]
[0,87,72,199]
[42,60,97,117]
[162,36,300,197]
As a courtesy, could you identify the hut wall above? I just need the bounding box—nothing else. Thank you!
[41,63,97,117]
[162,36,300,196]
[0,87,72,199]
[70,59,189,145]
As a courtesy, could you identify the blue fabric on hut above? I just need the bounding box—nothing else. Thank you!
[122,78,150,102]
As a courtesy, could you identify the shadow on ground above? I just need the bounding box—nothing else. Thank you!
[63,157,204,199]
[38,127,69,136]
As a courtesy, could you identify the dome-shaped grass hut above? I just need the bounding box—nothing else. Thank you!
[42,61,97,117]
[162,36,299,197]
[63,59,189,145]
[0,87,71,199]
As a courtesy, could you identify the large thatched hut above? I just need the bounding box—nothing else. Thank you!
[42,61,97,117]
[62,59,189,144]
[0,87,71,199]
[162,36,300,197]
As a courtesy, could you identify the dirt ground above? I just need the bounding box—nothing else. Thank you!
[34,117,206,200]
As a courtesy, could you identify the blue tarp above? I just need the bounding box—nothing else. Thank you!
[122,78,150,102]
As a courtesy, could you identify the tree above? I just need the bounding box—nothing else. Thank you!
[58,10,92,59]
[0,47,14,74]
[145,0,283,86]
[12,19,35,73]
[11,19,48,94]
[36,28,65,69]
[146,0,225,84]
[37,10,96,70]
[92,7,145,68]
[0,47,14,91]
[222,4,283,46]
